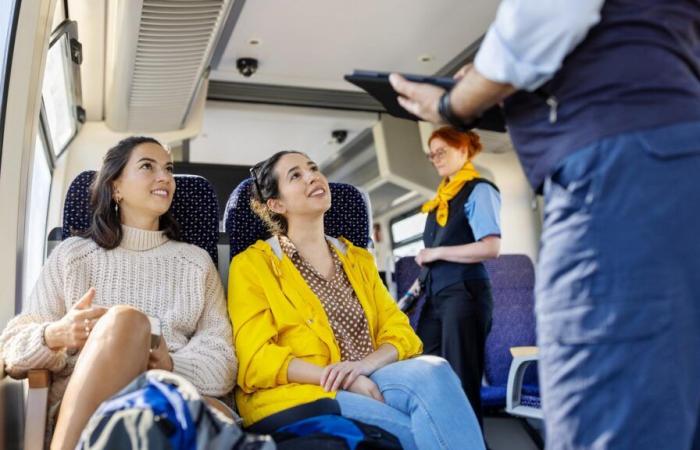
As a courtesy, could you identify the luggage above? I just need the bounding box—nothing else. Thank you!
[76,370,275,450]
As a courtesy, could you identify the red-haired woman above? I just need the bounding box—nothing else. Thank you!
[410,126,501,428]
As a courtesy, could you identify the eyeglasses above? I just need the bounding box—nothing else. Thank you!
[426,148,447,162]
[249,165,265,202]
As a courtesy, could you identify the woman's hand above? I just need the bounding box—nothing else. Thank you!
[321,360,375,392]
[148,334,173,371]
[346,375,385,403]
[44,288,107,351]
[415,247,442,266]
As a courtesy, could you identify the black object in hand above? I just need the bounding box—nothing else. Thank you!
[397,291,420,313]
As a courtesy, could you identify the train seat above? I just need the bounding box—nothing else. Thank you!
[224,178,371,261]
[58,170,220,264]
[481,255,540,416]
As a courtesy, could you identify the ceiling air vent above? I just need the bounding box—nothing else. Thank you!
[105,0,232,132]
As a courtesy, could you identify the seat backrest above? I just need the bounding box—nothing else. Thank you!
[62,171,220,265]
[483,255,537,387]
[224,178,371,261]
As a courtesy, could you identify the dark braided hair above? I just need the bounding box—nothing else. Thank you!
[249,150,304,235]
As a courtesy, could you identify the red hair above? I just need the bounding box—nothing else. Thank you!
[428,127,483,159]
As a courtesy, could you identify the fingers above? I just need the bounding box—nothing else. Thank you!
[324,365,344,391]
[322,363,354,392]
[74,287,96,309]
[320,364,334,389]
[370,385,385,403]
[389,73,412,97]
[76,307,107,321]
[397,96,420,117]
[342,369,362,390]
[330,368,351,392]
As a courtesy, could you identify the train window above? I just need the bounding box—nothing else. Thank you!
[0,1,20,173]
[390,210,426,257]
[22,129,52,304]
[41,21,82,158]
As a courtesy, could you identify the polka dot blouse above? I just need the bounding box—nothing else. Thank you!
[279,235,375,361]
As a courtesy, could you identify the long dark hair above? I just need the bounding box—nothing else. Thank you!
[249,150,304,235]
[79,136,181,249]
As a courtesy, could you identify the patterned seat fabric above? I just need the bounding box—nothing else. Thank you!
[394,256,427,330]
[482,255,538,409]
[393,253,539,409]
[62,171,220,265]
[224,178,371,261]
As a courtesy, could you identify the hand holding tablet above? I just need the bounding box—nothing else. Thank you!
[344,70,506,132]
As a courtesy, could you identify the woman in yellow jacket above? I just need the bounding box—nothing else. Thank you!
[228,151,485,450]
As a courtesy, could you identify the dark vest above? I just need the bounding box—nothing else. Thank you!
[504,0,700,191]
[422,178,498,296]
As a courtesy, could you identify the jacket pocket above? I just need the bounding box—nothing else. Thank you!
[636,123,700,160]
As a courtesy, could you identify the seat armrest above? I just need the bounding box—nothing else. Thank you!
[510,346,539,358]
[24,369,51,450]
[506,346,543,420]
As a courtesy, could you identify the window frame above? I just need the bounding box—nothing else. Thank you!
[389,206,426,251]
[41,19,83,162]
[22,119,54,304]
[0,0,21,175]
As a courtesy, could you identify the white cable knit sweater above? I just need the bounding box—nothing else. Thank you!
[0,225,237,411]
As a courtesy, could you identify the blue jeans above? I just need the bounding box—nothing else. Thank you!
[336,356,484,450]
[537,121,700,450]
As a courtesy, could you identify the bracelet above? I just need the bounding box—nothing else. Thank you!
[438,91,479,132]
[40,322,50,347]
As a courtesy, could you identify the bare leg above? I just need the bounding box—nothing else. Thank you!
[50,306,150,450]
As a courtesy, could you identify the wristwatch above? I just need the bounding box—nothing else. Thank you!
[438,91,479,131]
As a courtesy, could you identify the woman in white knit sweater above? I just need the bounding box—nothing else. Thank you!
[0,136,236,450]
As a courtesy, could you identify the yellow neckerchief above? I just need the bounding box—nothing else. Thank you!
[421,161,480,226]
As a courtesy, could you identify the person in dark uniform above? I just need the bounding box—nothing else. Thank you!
[410,126,501,428]
[390,1,700,448]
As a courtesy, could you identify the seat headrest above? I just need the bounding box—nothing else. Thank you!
[224,178,371,261]
[62,170,220,264]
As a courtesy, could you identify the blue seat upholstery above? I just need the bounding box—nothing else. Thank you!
[394,256,427,330]
[392,253,540,410]
[224,178,371,260]
[62,170,220,265]
[481,255,539,410]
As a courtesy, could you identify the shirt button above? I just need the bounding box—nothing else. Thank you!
[307,318,314,325]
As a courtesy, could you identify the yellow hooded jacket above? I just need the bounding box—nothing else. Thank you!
[228,235,423,426]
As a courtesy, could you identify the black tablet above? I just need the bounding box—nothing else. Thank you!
[344,70,506,132]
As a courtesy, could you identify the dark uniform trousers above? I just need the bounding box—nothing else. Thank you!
[416,279,493,427]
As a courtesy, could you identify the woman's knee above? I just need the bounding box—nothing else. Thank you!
[377,356,455,386]
[92,305,150,344]
[410,355,454,379]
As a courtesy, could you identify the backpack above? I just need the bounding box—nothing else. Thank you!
[248,399,402,450]
[76,370,275,450]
